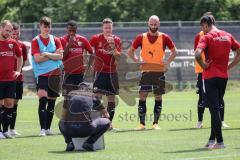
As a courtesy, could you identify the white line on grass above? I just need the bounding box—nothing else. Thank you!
[176,153,240,160]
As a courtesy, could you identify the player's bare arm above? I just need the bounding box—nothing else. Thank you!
[14,55,23,78]
[228,48,240,70]
[63,36,74,57]
[33,54,49,63]
[127,47,139,62]
[164,47,177,66]
[42,49,63,60]
[195,48,210,70]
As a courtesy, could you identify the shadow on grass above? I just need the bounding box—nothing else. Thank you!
[15,133,62,139]
[112,128,154,133]
[163,147,211,154]
[168,127,240,132]
[223,128,240,131]
[48,150,101,154]
[168,127,209,131]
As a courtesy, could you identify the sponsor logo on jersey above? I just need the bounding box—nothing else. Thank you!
[213,36,229,42]
[69,48,83,53]
[0,51,14,56]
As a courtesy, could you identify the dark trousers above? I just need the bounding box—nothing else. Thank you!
[59,118,110,144]
[203,77,227,143]
[197,73,225,122]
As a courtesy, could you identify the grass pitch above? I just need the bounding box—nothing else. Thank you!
[0,90,240,160]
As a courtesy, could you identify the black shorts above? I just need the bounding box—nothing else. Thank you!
[93,72,119,95]
[0,81,16,99]
[139,72,165,95]
[15,81,23,100]
[203,77,227,110]
[64,73,84,85]
[36,75,61,98]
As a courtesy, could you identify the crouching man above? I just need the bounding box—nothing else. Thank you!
[59,87,110,151]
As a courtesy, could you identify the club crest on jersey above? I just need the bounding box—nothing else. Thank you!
[8,43,13,49]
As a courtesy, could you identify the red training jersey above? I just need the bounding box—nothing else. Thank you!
[90,33,121,73]
[0,38,22,81]
[60,34,93,74]
[197,28,240,79]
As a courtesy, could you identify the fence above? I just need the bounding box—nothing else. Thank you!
[20,21,240,88]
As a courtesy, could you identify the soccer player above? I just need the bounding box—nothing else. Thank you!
[0,20,23,138]
[128,15,177,130]
[89,18,121,130]
[60,20,93,85]
[31,16,63,136]
[7,23,28,136]
[194,13,229,129]
[195,15,240,149]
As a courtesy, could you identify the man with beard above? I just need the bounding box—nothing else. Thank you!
[128,15,177,130]
[60,20,93,85]
[0,20,23,138]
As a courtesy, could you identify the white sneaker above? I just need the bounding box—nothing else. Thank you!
[196,121,203,129]
[152,124,161,130]
[204,140,215,148]
[9,129,21,136]
[39,129,46,137]
[45,129,54,135]
[0,132,6,139]
[208,143,225,149]
[222,121,230,128]
[3,132,13,139]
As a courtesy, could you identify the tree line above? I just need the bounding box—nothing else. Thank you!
[0,0,239,23]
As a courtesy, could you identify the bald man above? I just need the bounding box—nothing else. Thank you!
[128,15,177,130]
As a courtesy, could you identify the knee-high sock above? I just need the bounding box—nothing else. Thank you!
[138,100,146,125]
[107,102,115,122]
[197,92,205,122]
[197,105,205,122]
[10,104,18,130]
[153,100,162,124]
[38,97,48,130]
[46,99,56,130]
[2,107,13,133]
